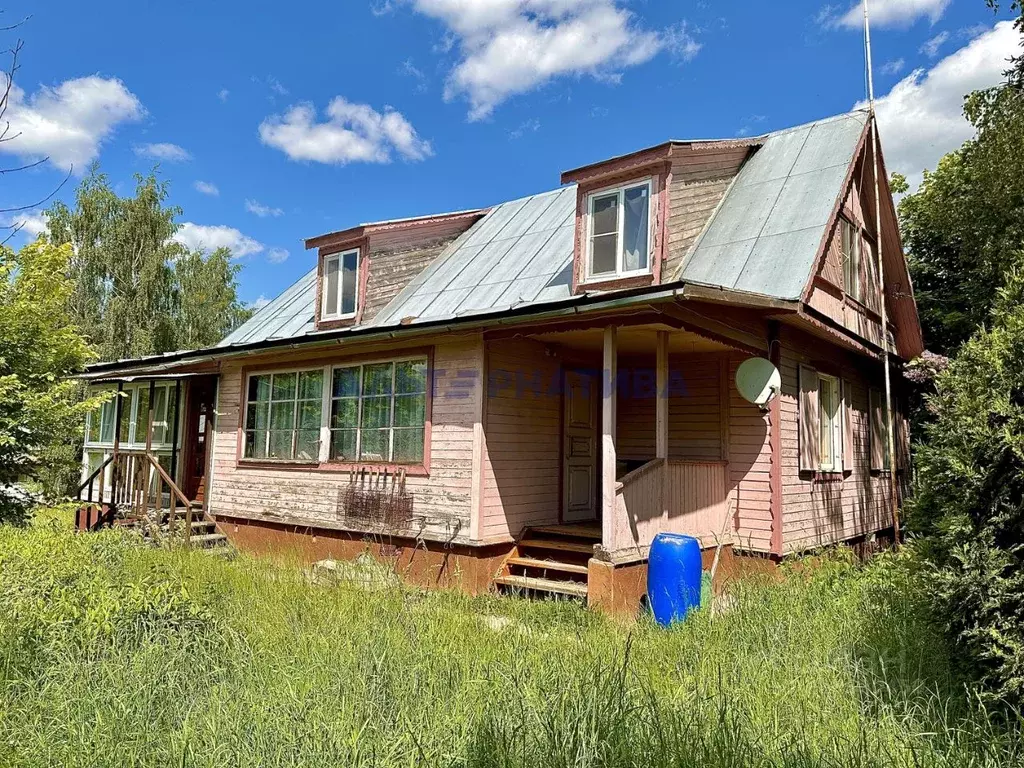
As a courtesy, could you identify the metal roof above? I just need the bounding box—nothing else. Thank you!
[678,110,868,299]
[212,110,868,352]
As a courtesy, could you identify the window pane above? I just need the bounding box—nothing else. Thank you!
[268,430,293,459]
[249,375,272,402]
[134,387,151,445]
[363,363,393,397]
[298,401,322,429]
[272,373,297,401]
[245,430,267,459]
[395,360,427,394]
[591,193,618,236]
[151,387,169,444]
[590,234,617,275]
[393,428,424,464]
[87,408,100,443]
[623,184,649,272]
[341,251,358,316]
[361,396,391,429]
[333,367,360,398]
[324,256,339,316]
[394,394,425,427]
[819,380,835,467]
[270,401,295,430]
[359,428,389,461]
[298,370,323,401]
[246,402,269,431]
[331,398,358,428]
[101,400,116,443]
[116,392,132,443]
[295,430,319,461]
[330,429,357,461]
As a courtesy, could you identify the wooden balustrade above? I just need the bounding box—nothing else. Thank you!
[608,458,730,560]
[74,450,195,547]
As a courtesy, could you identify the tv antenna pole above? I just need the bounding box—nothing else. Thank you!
[863,0,901,543]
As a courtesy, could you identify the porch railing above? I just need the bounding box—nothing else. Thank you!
[607,458,730,560]
[75,449,196,547]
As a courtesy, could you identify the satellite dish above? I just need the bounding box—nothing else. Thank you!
[735,357,781,407]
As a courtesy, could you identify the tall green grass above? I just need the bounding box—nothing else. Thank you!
[0,515,1020,767]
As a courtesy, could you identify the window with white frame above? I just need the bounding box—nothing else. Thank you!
[818,374,843,472]
[321,248,359,320]
[242,356,428,465]
[586,180,652,280]
[840,217,861,302]
[84,382,178,449]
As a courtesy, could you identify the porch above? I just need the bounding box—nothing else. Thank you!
[485,317,764,605]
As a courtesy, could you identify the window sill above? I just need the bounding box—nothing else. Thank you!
[576,273,654,294]
[316,315,358,332]
[237,459,429,477]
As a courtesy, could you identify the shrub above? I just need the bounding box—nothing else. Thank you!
[909,270,1024,704]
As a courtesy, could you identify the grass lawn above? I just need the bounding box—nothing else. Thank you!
[0,510,1020,767]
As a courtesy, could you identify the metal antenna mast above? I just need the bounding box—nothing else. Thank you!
[863,0,901,542]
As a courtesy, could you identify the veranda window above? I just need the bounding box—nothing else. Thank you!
[322,248,359,320]
[85,383,177,448]
[330,359,427,464]
[586,180,652,280]
[244,370,323,461]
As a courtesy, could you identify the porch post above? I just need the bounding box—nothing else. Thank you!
[169,379,181,485]
[601,326,617,549]
[656,331,669,460]
[110,381,124,506]
[145,380,156,454]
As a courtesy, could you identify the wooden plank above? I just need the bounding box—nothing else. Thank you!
[519,537,595,554]
[506,557,589,575]
[493,574,587,598]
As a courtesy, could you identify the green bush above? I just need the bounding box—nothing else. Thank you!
[909,271,1024,704]
[0,515,1021,766]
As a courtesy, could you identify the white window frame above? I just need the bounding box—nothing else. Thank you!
[84,382,178,451]
[584,178,654,283]
[240,354,429,466]
[242,366,327,462]
[817,373,844,472]
[840,216,862,303]
[321,247,360,321]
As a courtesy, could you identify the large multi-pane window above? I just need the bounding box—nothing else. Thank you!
[244,370,323,461]
[586,180,652,280]
[84,382,177,449]
[242,357,428,465]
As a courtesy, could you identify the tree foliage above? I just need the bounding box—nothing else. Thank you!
[897,85,1024,355]
[0,241,103,521]
[46,168,251,361]
[909,271,1024,704]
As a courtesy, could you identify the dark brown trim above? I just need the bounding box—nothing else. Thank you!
[314,237,370,332]
[303,209,486,251]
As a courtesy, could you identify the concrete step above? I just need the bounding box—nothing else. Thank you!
[493,574,588,598]
[506,556,589,575]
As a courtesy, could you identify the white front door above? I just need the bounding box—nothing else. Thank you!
[563,369,598,523]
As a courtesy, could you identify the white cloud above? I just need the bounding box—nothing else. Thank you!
[881,58,906,75]
[266,247,290,264]
[409,0,679,120]
[259,98,433,164]
[173,223,264,258]
[920,30,949,58]
[0,76,143,172]
[245,199,284,217]
[508,117,540,139]
[194,180,220,196]
[250,295,271,310]
[834,0,951,29]
[1,211,48,241]
[218,88,230,102]
[858,21,1023,190]
[134,142,191,162]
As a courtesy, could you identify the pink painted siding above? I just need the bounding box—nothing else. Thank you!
[777,326,894,552]
[207,338,482,544]
[616,355,724,461]
[480,338,561,541]
[728,354,774,552]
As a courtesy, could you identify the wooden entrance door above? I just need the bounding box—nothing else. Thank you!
[182,376,217,503]
[563,369,598,523]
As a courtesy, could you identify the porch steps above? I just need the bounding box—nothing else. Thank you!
[493,524,600,601]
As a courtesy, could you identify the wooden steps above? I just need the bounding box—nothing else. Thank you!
[494,523,600,602]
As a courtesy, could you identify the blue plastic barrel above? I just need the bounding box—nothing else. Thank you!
[647,533,702,626]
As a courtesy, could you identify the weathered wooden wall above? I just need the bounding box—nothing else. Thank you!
[207,337,482,545]
[479,338,562,541]
[664,146,751,277]
[362,237,458,322]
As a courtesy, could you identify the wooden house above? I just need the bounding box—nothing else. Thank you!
[76,110,922,613]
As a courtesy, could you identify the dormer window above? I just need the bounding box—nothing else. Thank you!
[322,247,359,320]
[586,179,652,281]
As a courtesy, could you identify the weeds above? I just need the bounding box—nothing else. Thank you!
[0,515,1020,766]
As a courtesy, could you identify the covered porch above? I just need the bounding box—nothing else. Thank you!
[484,310,770,605]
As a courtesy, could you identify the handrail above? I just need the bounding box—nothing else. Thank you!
[615,457,665,493]
[76,454,114,498]
[142,452,195,549]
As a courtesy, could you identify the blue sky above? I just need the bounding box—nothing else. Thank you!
[1,0,1020,307]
